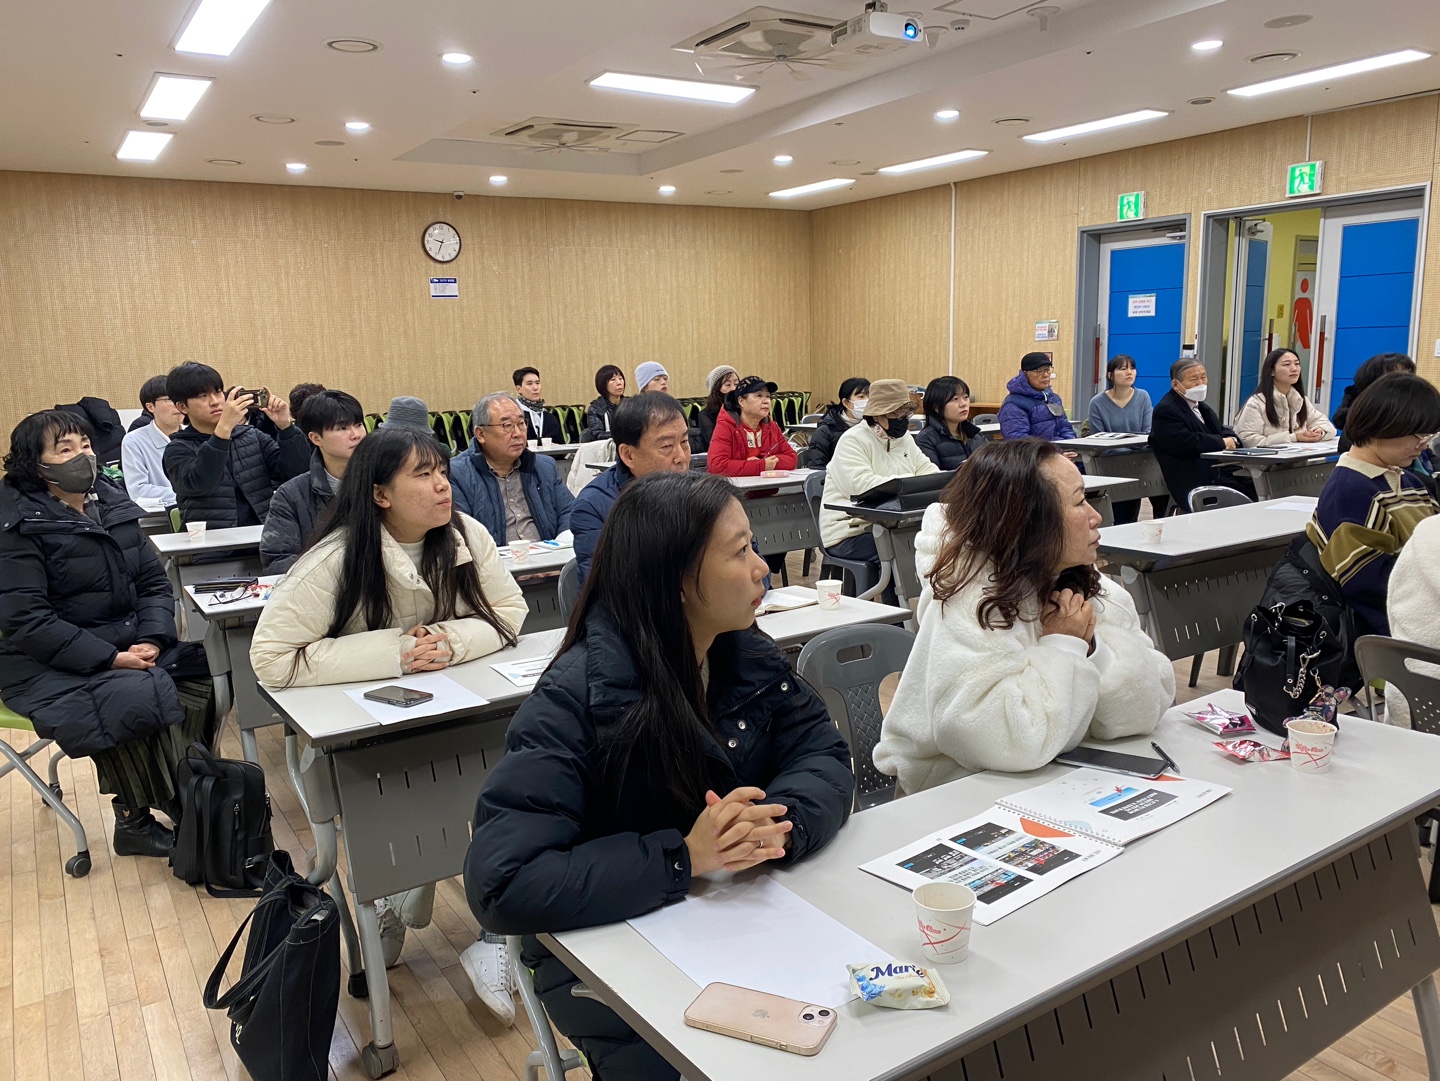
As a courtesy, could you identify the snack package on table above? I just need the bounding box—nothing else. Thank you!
[1184,702,1256,736]
[847,962,950,1010]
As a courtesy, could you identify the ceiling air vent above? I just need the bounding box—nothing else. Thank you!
[675,7,848,80]
[488,117,639,154]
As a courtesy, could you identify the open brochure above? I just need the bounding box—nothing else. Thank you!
[859,769,1230,924]
[755,588,818,615]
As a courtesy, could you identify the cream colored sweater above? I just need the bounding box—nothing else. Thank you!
[1234,387,1335,447]
[819,422,938,547]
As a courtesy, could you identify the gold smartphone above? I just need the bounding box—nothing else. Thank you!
[683,983,837,1056]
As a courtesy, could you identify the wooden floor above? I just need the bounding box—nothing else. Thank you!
[1,555,1436,1080]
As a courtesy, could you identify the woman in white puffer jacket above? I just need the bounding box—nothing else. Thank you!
[1234,348,1335,448]
[873,439,1175,796]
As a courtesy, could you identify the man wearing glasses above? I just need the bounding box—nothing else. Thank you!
[450,392,574,545]
[998,352,1079,445]
[120,375,184,506]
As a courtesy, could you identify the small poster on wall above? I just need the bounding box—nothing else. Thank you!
[1034,320,1059,341]
[1127,293,1157,318]
[429,277,459,299]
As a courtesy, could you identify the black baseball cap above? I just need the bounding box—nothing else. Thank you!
[731,375,778,398]
[1021,352,1055,372]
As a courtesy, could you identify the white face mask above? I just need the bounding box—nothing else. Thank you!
[1183,384,1209,403]
[849,398,868,416]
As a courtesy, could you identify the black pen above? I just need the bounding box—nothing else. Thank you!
[1151,741,1180,774]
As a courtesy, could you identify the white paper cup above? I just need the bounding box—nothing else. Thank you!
[1286,717,1337,774]
[186,520,207,542]
[541,437,554,447]
[913,882,976,965]
[1141,521,1164,543]
[816,579,843,610]
[510,539,532,563]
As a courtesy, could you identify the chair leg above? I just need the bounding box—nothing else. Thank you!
[801,549,813,577]
[1188,654,1203,688]
[512,936,584,1081]
[0,739,89,875]
[1216,644,1238,678]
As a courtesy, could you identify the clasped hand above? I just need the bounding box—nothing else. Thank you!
[112,642,159,670]
[685,786,792,876]
[401,624,451,672]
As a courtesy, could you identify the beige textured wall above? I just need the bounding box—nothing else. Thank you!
[811,95,1440,405]
[0,172,812,439]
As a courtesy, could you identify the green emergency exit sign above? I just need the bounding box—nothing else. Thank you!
[1286,161,1324,197]
[1117,191,1146,221]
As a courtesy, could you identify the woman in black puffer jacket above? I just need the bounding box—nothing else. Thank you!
[802,376,869,468]
[0,411,213,859]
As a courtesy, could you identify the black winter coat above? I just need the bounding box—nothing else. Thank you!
[803,405,854,468]
[464,605,854,936]
[1149,390,1238,508]
[696,405,721,450]
[162,422,309,528]
[259,451,334,572]
[582,397,619,443]
[0,479,193,756]
[914,417,983,471]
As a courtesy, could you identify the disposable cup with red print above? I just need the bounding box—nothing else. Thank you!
[1285,717,1337,775]
[913,882,975,965]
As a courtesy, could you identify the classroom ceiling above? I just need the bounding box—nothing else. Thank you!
[0,0,1436,209]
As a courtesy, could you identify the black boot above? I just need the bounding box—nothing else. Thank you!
[112,798,173,858]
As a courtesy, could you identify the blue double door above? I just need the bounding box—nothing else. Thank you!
[1327,217,1420,407]
[1105,243,1186,408]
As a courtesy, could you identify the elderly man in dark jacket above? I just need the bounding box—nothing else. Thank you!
[0,410,212,859]
[1150,358,1255,511]
[161,362,309,529]
[998,352,1078,442]
[450,393,574,545]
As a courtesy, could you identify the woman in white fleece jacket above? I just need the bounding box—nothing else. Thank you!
[1386,512,1440,728]
[874,438,1175,795]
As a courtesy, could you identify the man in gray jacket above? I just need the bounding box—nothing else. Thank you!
[260,390,366,572]
[449,393,573,545]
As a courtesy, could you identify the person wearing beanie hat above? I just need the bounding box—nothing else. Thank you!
[696,366,740,449]
[634,362,669,394]
[819,378,937,601]
[384,395,433,434]
[997,353,1078,445]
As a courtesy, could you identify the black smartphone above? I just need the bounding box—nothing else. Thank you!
[192,576,259,593]
[1055,746,1168,778]
[233,387,270,409]
[362,686,435,708]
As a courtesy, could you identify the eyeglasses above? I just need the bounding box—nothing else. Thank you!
[480,420,527,435]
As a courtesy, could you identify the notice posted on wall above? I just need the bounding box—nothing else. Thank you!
[429,277,459,299]
[1127,293,1156,318]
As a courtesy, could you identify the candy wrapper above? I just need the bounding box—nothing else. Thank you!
[1215,739,1290,763]
[1184,702,1256,736]
[847,961,950,1010]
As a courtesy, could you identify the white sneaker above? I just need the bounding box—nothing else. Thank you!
[374,897,406,969]
[461,938,516,1026]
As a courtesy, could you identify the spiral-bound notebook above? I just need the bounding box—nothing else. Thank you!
[859,769,1230,924]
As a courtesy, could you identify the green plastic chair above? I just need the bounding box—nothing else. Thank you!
[0,699,91,876]
[364,413,382,433]
[169,507,183,532]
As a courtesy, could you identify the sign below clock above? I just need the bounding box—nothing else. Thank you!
[429,277,458,299]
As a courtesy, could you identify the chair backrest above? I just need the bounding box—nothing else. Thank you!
[801,412,824,423]
[558,559,580,621]
[797,623,915,810]
[1188,485,1253,513]
[972,413,998,426]
[1355,635,1440,736]
[802,469,826,540]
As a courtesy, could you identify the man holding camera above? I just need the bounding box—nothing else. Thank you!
[161,361,310,529]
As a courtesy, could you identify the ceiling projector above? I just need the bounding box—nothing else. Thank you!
[831,10,924,50]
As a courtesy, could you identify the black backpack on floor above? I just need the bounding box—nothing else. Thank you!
[173,742,274,896]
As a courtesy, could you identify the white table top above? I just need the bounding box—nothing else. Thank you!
[1081,474,1137,493]
[546,690,1440,1081]
[758,587,910,648]
[149,524,264,556]
[1100,495,1315,569]
[1056,434,1150,450]
[531,442,582,457]
[498,542,573,575]
[976,422,1000,435]
[788,422,820,432]
[183,573,284,620]
[726,469,817,493]
[1203,438,1340,464]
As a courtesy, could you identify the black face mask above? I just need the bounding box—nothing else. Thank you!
[39,452,98,494]
[883,417,909,439]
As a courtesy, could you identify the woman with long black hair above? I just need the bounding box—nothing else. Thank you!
[1234,347,1335,447]
[874,439,1174,795]
[464,471,853,1081]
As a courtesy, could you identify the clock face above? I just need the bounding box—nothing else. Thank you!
[423,221,461,263]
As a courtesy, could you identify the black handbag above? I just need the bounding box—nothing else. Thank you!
[203,851,341,1081]
[173,742,273,896]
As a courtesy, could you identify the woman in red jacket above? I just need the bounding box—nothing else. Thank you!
[707,376,798,477]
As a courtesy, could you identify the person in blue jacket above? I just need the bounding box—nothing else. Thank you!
[449,393,573,544]
[464,471,854,1081]
[998,352,1078,444]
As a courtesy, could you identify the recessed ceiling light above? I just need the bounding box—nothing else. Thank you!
[140,75,213,121]
[1229,48,1430,96]
[345,121,370,133]
[1264,14,1313,29]
[589,71,755,105]
[658,184,677,195]
[117,131,173,162]
[935,108,960,120]
[878,148,989,174]
[770,178,854,199]
[206,158,243,166]
[489,175,508,186]
[325,38,380,53]
[285,162,307,173]
[993,117,1030,125]
[441,52,473,65]
[252,113,294,124]
[314,140,344,146]
[772,154,793,164]
[1191,39,1223,52]
[175,0,272,57]
[1023,109,1168,143]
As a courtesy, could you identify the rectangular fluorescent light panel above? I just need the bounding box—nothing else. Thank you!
[879,148,989,174]
[770,178,855,199]
[175,0,272,56]
[140,75,213,121]
[117,131,174,162]
[1023,109,1168,143]
[1228,49,1431,97]
[589,71,755,104]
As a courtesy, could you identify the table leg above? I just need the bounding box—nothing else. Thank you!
[353,898,399,1078]
[239,729,259,764]
[1245,464,1272,500]
[1413,975,1440,1081]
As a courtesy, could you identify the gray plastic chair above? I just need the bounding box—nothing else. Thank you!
[1187,485,1253,513]
[972,413,998,425]
[557,559,580,622]
[510,936,586,1081]
[802,471,878,599]
[801,412,824,423]
[797,624,916,811]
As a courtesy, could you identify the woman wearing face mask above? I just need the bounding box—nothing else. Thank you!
[1149,358,1254,511]
[0,411,215,859]
[819,379,938,595]
[695,365,739,450]
[1234,348,1336,448]
[804,377,870,468]
[873,439,1174,793]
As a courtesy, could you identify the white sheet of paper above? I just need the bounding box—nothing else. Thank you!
[341,672,488,726]
[627,876,883,1008]
[489,656,554,689]
[1264,500,1317,512]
